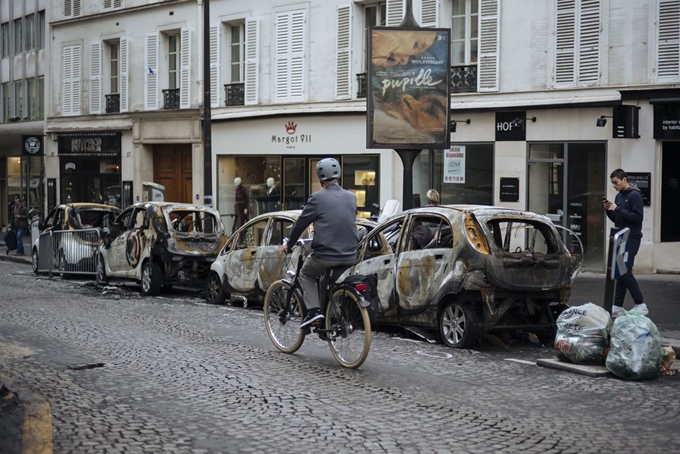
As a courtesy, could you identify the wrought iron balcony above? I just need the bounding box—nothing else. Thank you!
[162,88,180,110]
[105,94,120,113]
[356,73,367,98]
[225,83,245,106]
[451,64,477,93]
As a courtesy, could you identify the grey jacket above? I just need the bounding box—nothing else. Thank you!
[287,182,360,262]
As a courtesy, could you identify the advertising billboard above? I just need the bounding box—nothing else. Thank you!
[367,27,451,149]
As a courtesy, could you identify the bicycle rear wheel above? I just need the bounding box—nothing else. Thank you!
[264,280,305,354]
[325,288,371,368]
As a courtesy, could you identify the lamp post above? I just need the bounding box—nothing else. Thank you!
[202,0,213,207]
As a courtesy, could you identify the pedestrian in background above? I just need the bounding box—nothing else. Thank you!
[426,189,440,206]
[11,195,28,256]
[603,169,647,317]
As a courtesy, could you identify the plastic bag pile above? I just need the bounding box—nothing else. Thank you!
[554,303,611,365]
[606,312,663,380]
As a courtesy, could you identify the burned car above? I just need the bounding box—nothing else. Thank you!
[205,210,376,306]
[32,203,121,274]
[343,205,582,349]
[97,202,226,295]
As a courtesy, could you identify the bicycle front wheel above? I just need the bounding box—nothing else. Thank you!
[264,280,305,354]
[325,288,372,369]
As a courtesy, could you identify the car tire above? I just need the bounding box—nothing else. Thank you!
[141,262,163,296]
[96,255,108,286]
[439,301,478,349]
[32,248,39,274]
[205,272,227,305]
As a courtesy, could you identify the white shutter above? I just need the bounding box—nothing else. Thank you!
[62,46,73,115]
[386,0,405,27]
[555,0,576,86]
[578,0,600,85]
[275,13,289,102]
[73,0,81,17]
[420,0,439,28]
[290,11,306,101]
[89,41,101,114]
[275,11,306,103]
[245,18,259,105]
[180,28,191,109]
[209,25,221,108]
[335,5,352,100]
[114,0,122,7]
[658,0,680,80]
[64,0,72,17]
[478,0,499,92]
[104,0,111,8]
[119,37,129,112]
[71,45,82,115]
[144,32,159,110]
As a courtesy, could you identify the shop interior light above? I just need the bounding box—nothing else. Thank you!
[596,115,612,127]
[449,119,471,133]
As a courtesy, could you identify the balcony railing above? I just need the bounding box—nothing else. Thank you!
[451,64,477,93]
[163,88,180,110]
[225,83,245,106]
[356,73,367,98]
[105,94,120,113]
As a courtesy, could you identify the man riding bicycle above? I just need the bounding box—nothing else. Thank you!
[281,157,361,329]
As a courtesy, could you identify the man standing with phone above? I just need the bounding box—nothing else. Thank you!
[603,169,647,318]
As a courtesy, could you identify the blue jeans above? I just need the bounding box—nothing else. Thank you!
[614,236,644,307]
[15,227,25,254]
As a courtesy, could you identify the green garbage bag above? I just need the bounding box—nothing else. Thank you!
[554,303,611,365]
[606,311,662,380]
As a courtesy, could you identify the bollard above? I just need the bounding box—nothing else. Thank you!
[603,228,617,314]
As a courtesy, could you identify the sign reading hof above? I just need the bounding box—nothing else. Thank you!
[495,111,527,141]
[22,135,44,156]
[367,27,451,149]
[57,132,122,157]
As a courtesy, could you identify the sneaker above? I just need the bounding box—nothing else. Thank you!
[300,307,324,329]
[612,306,624,318]
[632,303,649,315]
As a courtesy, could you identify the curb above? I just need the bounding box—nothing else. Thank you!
[0,373,53,454]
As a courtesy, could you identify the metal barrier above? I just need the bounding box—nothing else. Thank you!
[36,229,101,276]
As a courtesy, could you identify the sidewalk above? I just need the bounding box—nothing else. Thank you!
[0,230,32,265]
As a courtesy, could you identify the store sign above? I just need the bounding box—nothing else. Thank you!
[57,132,122,157]
[626,172,651,206]
[22,135,44,156]
[444,146,465,184]
[612,105,639,139]
[271,121,313,148]
[653,104,680,139]
[499,177,520,202]
[495,111,527,141]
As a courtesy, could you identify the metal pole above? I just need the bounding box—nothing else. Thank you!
[603,227,617,314]
[202,0,213,208]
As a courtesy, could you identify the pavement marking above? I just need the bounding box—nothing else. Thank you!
[22,398,53,454]
[415,350,453,359]
[504,358,536,366]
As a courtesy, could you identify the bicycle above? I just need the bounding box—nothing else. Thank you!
[263,241,374,369]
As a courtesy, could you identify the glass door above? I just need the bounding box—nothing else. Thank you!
[283,158,305,210]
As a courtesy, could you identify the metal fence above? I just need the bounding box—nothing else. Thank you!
[36,229,101,276]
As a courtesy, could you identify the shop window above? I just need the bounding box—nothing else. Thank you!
[342,155,380,219]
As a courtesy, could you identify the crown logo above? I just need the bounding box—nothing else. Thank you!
[285,121,297,134]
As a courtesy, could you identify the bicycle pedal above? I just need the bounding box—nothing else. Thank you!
[302,326,312,335]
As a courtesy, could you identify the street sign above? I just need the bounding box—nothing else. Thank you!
[611,228,630,280]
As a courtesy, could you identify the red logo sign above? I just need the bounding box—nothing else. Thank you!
[285,121,297,134]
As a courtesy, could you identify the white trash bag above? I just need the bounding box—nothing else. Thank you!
[554,303,612,365]
[606,311,662,381]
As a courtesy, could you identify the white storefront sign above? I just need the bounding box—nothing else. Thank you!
[444,146,465,184]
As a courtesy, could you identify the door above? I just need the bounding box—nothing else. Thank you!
[661,142,680,242]
[225,218,268,293]
[153,145,192,203]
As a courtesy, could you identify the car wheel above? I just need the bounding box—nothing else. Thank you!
[205,272,227,305]
[32,248,39,274]
[141,262,163,296]
[439,301,478,349]
[96,255,108,286]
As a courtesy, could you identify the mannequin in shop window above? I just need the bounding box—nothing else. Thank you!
[264,177,280,213]
[234,177,250,231]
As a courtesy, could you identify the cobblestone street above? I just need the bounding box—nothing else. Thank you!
[1,260,678,454]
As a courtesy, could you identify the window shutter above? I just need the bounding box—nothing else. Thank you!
[275,13,290,102]
[274,11,306,103]
[245,18,259,105]
[386,0,404,27]
[104,0,111,8]
[114,0,122,7]
[555,0,576,86]
[658,0,680,80]
[478,0,500,92]
[290,11,306,101]
[89,41,101,114]
[71,45,82,114]
[119,37,129,112]
[180,28,191,109]
[420,0,439,28]
[578,0,600,85]
[64,0,72,17]
[73,0,81,17]
[335,5,352,100]
[144,32,159,110]
[63,46,73,115]
[209,25,220,108]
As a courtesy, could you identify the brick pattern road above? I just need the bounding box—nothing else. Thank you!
[0,261,678,453]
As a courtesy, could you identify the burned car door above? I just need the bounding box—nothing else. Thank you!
[395,214,455,314]
[352,216,405,315]
[124,207,152,277]
[225,218,268,293]
[105,208,134,275]
[257,216,308,292]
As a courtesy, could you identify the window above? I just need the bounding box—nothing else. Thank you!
[168,34,179,89]
[235,219,268,249]
[657,0,680,81]
[362,2,386,71]
[25,14,35,51]
[27,78,35,119]
[554,0,602,87]
[14,18,22,54]
[1,23,8,57]
[229,23,245,83]
[38,11,45,49]
[2,83,9,122]
[14,81,23,119]
[64,0,82,17]
[274,10,306,103]
[37,77,44,119]
[110,41,120,94]
[104,0,122,9]
[451,0,478,65]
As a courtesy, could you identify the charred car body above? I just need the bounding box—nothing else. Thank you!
[205,210,376,306]
[344,205,582,348]
[97,202,226,295]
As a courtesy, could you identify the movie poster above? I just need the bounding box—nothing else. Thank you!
[367,27,451,149]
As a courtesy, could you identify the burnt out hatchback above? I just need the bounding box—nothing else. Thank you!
[345,205,582,349]
[97,202,226,295]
